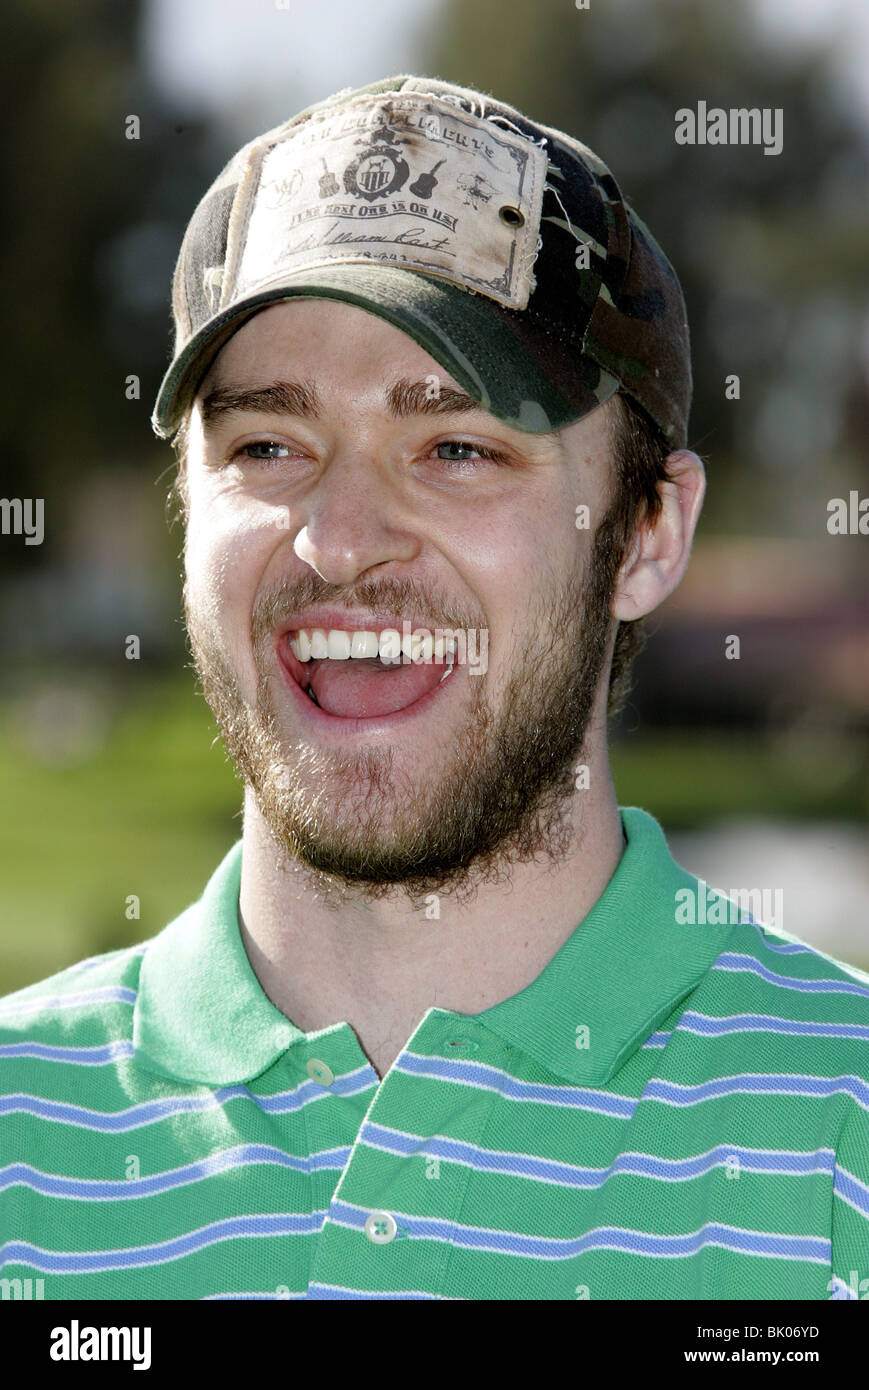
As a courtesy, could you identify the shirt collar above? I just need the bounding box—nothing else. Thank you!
[134,808,735,1086]
[134,840,300,1084]
[475,807,735,1084]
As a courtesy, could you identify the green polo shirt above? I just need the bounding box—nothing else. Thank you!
[1,807,868,1300]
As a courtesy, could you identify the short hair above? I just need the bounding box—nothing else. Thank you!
[165,389,673,720]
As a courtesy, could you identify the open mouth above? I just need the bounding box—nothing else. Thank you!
[278,628,458,721]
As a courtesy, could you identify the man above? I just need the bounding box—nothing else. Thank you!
[1,75,867,1302]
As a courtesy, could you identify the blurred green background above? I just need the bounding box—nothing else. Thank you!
[1,0,867,993]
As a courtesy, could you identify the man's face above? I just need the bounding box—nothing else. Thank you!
[183,299,625,905]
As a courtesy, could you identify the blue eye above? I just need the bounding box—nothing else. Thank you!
[434,440,504,464]
[229,438,506,471]
[239,441,290,462]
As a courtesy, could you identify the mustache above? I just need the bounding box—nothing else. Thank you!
[250,573,480,655]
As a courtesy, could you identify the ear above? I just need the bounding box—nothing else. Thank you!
[611,450,706,621]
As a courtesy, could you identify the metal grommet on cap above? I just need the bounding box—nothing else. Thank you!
[499,205,525,227]
[364,1210,397,1244]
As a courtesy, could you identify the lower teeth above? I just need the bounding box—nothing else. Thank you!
[305,684,320,706]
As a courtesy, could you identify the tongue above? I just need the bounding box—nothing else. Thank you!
[306,657,448,718]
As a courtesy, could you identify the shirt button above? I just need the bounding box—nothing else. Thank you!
[306,1058,334,1087]
[364,1211,397,1245]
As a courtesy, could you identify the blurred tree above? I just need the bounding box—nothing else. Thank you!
[0,0,213,577]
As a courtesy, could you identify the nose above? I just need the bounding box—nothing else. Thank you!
[292,447,421,585]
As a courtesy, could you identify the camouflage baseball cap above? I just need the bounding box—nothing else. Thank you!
[152,74,692,449]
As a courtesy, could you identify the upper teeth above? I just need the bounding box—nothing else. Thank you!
[289,628,457,665]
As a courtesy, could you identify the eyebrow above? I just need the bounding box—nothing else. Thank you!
[199,377,561,439]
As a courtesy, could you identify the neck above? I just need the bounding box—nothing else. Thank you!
[237,732,624,1077]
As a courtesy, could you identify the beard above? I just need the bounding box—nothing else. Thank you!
[184,513,625,911]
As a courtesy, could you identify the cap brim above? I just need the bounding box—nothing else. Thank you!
[151,264,615,440]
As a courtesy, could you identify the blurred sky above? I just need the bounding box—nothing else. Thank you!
[142,0,444,134]
[143,0,869,133]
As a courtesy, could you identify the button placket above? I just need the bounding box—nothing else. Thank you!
[363,1210,398,1245]
[305,1057,335,1087]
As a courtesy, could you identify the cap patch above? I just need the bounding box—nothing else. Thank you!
[225,93,548,313]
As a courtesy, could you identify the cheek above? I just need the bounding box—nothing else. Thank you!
[433,491,578,686]
[442,488,577,605]
[184,499,280,652]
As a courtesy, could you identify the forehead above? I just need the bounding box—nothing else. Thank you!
[191,296,615,464]
[200,298,457,395]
